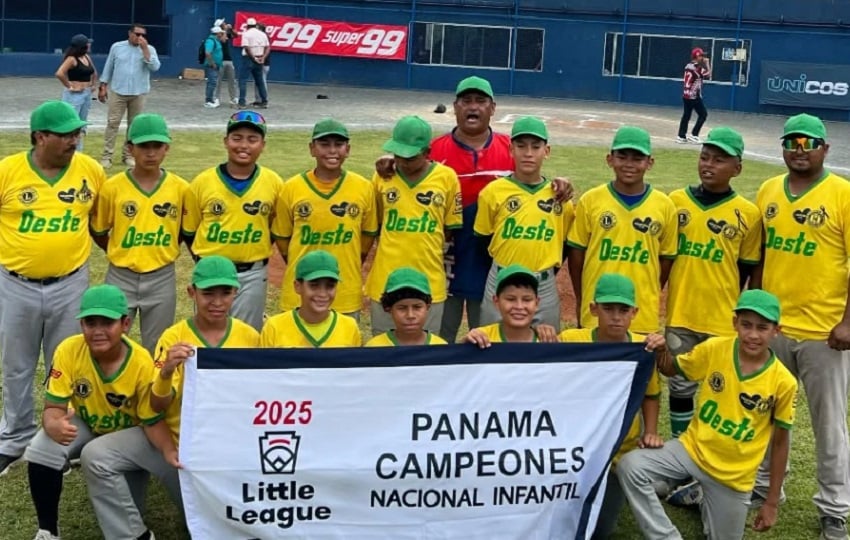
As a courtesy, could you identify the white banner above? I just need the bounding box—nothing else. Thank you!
[179,344,652,539]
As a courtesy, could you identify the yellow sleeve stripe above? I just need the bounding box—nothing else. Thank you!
[566,240,587,250]
[774,419,793,430]
[44,392,71,403]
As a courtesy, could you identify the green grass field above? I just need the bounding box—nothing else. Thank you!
[0,129,831,539]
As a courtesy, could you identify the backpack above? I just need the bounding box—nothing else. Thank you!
[198,37,218,65]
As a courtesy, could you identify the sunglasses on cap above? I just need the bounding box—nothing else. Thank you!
[229,110,266,125]
[781,137,825,152]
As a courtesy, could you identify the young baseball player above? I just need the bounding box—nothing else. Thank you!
[260,250,361,347]
[181,110,283,331]
[23,284,160,540]
[365,267,448,346]
[272,118,378,319]
[475,116,574,330]
[80,256,258,540]
[465,264,543,346]
[665,127,762,439]
[367,115,463,336]
[558,273,665,539]
[618,289,797,539]
[91,113,188,355]
[567,126,677,334]
[0,101,106,475]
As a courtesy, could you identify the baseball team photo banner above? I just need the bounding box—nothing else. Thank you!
[179,344,653,539]
[234,11,408,60]
[759,61,850,110]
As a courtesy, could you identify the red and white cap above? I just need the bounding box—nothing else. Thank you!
[691,47,705,58]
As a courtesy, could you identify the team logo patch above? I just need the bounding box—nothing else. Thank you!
[796,206,829,228]
[76,179,93,203]
[600,211,617,230]
[648,220,662,236]
[18,188,38,205]
[242,200,262,216]
[105,392,128,408]
[208,199,226,217]
[57,188,77,204]
[296,201,313,219]
[739,393,775,414]
[152,202,178,218]
[764,203,779,220]
[347,203,360,218]
[677,209,691,228]
[260,202,272,217]
[706,218,739,239]
[632,217,652,233]
[553,201,563,216]
[707,372,725,393]
[432,193,445,207]
[537,198,555,213]
[122,201,139,218]
[506,196,522,213]
[259,431,301,475]
[415,191,435,205]
[330,202,350,217]
[385,188,399,204]
[73,378,92,399]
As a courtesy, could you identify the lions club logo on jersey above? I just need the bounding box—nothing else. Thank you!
[677,209,691,228]
[18,188,38,205]
[152,202,179,219]
[76,179,93,203]
[208,199,226,217]
[708,372,725,393]
[505,196,522,213]
[296,201,313,219]
[599,211,617,230]
[764,203,779,221]
[122,201,139,218]
[73,378,92,399]
[793,206,828,228]
[384,188,400,205]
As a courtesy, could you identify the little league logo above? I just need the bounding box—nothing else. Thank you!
[259,431,301,475]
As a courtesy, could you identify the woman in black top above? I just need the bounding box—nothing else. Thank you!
[55,34,97,150]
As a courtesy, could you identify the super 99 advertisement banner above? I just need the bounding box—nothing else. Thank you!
[178,343,653,539]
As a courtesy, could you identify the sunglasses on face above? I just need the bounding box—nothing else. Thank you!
[781,137,825,152]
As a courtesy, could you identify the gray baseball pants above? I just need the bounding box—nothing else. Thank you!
[231,260,269,332]
[105,263,176,356]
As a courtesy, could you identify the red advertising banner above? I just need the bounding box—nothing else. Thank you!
[233,11,408,61]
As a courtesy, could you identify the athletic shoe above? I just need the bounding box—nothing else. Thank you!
[33,529,60,540]
[204,101,219,109]
[230,98,239,105]
[747,490,786,509]
[100,159,112,169]
[213,98,220,107]
[687,135,702,144]
[0,453,21,476]
[820,516,848,540]
[238,103,249,110]
[256,102,269,109]
[665,479,703,507]
[675,136,688,144]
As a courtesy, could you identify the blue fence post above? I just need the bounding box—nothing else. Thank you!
[509,0,519,96]
[406,0,417,89]
[730,0,744,111]
[299,0,309,83]
[616,0,630,102]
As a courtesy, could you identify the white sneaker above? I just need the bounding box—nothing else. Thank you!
[33,530,60,540]
[213,98,220,107]
[230,98,239,105]
[203,101,217,108]
[687,135,702,144]
[675,137,688,144]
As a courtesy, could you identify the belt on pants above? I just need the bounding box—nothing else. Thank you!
[495,265,552,282]
[193,256,269,274]
[8,266,82,286]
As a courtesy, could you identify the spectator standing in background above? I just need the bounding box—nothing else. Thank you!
[214,18,239,107]
[237,17,269,109]
[253,23,271,107]
[55,34,97,151]
[203,26,225,108]
[676,47,711,144]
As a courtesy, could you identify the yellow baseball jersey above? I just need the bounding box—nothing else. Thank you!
[474,323,539,343]
[182,165,283,262]
[365,330,448,347]
[675,336,797,491]
[44,334,160,435]
[91,170,189,273]
[366,163,462,302]
[667,189,762,336]
[153,317,260,442]
[757,173,850,340]
[559,328,660,463]
[568,183,677,333]
[474,176,575,271]
[260,310,362,347]
[0,151,104,278]
[273,170,379,313]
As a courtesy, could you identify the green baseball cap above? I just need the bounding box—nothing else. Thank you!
[382,116,432,159]
[703,126,744,157]
[227,110,267,135]
[296,250,341,281]
[128,113,172,145]
[193,255,241,289]
[782,113,827,140]
[734,289,781,323]
[384,267,431,295]
[76,284,129,320]
[611,126,651,156]
[30,100,87,134]
[455,76,494,98]
[312,118,349,140]
[495,264,539,293]
[593,273,637,307]
[511,116,549,141]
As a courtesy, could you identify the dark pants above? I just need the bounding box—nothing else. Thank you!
[678,97,707,138]
[238,58,267,105]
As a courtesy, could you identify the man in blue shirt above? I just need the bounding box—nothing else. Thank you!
[98,24,160,169]
[204,27,225,109]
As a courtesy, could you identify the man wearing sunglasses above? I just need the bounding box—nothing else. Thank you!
[98,23,160,170]
[752,113,850,540]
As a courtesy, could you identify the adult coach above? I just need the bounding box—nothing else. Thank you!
[0,101,105,475]
[98,23,160,169]
[752,114,850,540]
[237,17,269,109]
[676,47,710,144]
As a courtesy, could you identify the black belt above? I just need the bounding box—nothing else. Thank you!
[234,259,269,273]
[9,266,82,286]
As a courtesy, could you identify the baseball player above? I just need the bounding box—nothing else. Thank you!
[91,113,188,355]
[751,114,850,539]
[0,100,105,476]
[80,256,258,540]
[465,265,542,346]
[365,267,448,346]
[272,118,378,319]
[23,284,160,540]
[181,110,283,331]
[474,116,574,330]
[567,126,677,334]
[367,115,462,336]
[260,250,361,347]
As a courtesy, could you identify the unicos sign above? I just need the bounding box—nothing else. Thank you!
[760,61,850,109]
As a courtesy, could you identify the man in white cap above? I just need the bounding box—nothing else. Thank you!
[237,17,269,109]
[213,18,239,106]
[202,25,225,108]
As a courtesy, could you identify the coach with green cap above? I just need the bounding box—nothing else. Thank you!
[0,100,107,475]
[751,112,850,539]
